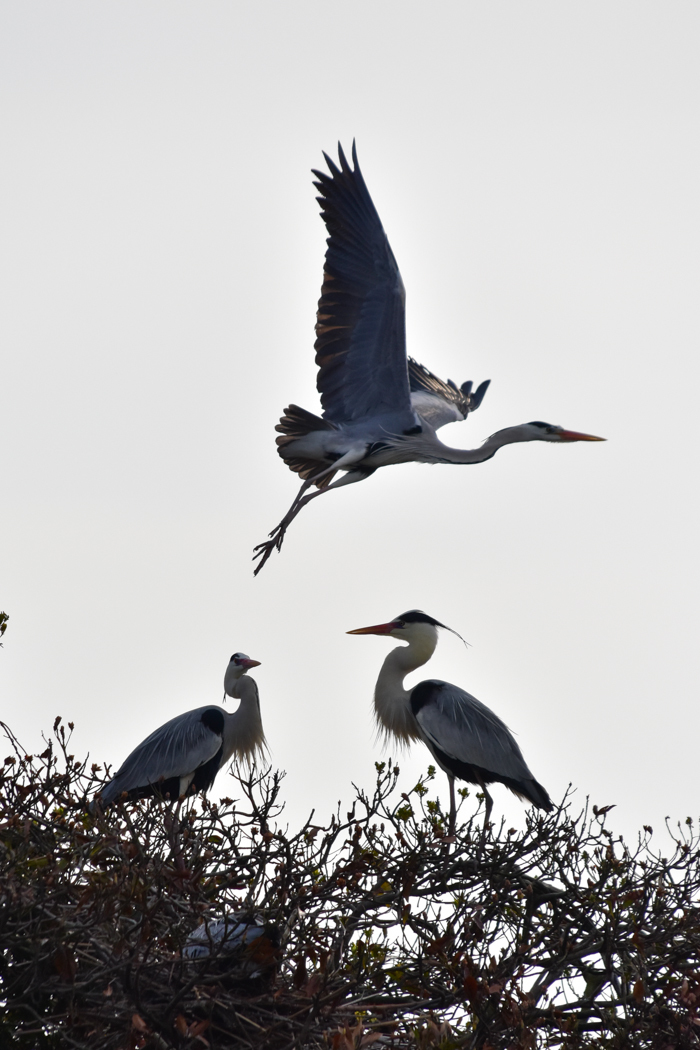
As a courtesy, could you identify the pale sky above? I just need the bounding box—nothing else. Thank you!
[2,2,699,839]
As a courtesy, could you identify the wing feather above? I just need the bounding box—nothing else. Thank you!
[313,143,413,426]
[413,681,536,784]
[408,358,469,428]
[100,706,224,804]
[408,359,491,430]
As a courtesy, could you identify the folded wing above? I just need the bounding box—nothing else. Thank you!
[99,706,224,804]
[412,680,551,809]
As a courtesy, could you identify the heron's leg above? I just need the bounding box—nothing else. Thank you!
[475,780,493,859]
[280,463,347,523]
[267,471,364,539]
[287,476,316,513]
[483,787,493,832]
[280,463,346,522]
[253,469,370,575]
[448,777,457,836]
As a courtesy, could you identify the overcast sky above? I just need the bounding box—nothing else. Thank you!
[2,2,699,840]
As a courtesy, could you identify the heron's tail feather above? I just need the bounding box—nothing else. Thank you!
[512,777,553,812]
[275,405,337,487]
[275,403,333,441]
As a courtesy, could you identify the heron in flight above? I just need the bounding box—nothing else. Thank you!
[253,143,603,573]
[348,610,552,835]
[94,653,265,807]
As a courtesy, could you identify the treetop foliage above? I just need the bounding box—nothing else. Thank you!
[1,718,700,1048]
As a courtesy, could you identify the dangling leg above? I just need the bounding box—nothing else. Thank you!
[288,477,315,512]
[253,468,373,575]
[253,485,329,572]
[448,777,457,837]
[253,465,338,575]
[285,459,342,516]
[281,452,367,518]
[267,470,331,540]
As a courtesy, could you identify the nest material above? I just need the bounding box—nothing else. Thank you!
[2,719,700,1049]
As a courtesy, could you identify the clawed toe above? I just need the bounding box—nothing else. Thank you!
[252,524,290,575]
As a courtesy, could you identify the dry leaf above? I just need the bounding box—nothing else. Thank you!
[189,1020,210,1038]
[131,1014,149,1033]
[304,973,324,997]
[52,948,77,982]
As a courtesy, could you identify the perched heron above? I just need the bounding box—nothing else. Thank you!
[183,913,280,979]
[253,144,603,573]
[348,610,552,835]
[94,653,265,807]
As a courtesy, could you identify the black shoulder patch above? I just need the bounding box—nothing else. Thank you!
[403,424,423,435]
[410,679,444,715]
[201,708,225,735]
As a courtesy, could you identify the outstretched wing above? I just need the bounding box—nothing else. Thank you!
[100,706,224,804]
[409,358,491,430]
[313,143,413,427]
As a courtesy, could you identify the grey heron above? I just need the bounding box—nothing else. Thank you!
[95,653,265,807]
[348,610,552,835]
[183,913,280,979]
[253,143,603,573]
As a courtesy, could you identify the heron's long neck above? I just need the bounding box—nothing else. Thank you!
[374,633,438,745]
[422,427,530,465]
[223,676,266,766]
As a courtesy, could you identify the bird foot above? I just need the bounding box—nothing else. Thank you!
[252,539,277,575]
[252,523,288,575]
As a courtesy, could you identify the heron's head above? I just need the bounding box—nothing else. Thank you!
[501,422,605,444]
[224,652,261,698]
[348,609,461,649]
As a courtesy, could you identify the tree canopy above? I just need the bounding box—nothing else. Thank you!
[1,719,699,1049]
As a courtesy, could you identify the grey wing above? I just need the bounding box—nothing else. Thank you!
[415,683,536,783]
[100,706,223,803]
[409,358,490,430]
[313,143,414,428]
[183,916,264,959]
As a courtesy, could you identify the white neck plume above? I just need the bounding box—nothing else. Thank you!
[374,625,439,745]
[223,674,266,767]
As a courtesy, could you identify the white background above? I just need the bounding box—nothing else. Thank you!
[2,3,699,840]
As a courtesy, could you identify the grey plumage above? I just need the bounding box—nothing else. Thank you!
[183,913,280,979]
[98,706,226,806]
[411,679,551,812]
[313,144,412,427]
[348,610,552,834]
[254,144,602,573]
[94,653,265,808]
[408,358,491,430]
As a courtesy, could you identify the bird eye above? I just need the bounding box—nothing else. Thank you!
[395,620,406,629]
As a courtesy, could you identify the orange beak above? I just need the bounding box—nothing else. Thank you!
[556,428,606,442]
[239,658,261,669]
[347,621,399,636]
